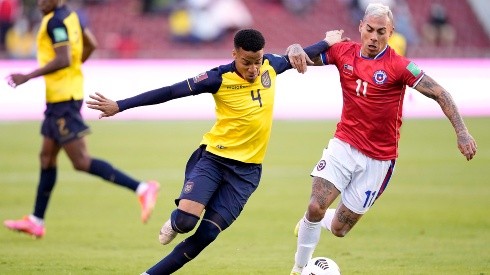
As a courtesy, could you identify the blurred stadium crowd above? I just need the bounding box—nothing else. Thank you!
[1,0,489,59]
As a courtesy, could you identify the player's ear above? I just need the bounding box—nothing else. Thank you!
[232,48,237,59]
[358,20,363,33]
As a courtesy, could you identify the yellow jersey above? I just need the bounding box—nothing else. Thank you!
[37,6,84,103]
[388,31,407,57]
[116,54,292,164]
[202,58,281,163]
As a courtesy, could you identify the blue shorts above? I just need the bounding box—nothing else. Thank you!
[177,145,262,227]
[41,100,91,145]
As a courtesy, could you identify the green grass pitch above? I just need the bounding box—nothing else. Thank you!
[1,118,488,274]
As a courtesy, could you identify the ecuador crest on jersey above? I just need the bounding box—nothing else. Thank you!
[261,70,271,88]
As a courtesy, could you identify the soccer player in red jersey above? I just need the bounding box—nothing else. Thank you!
[287,3,477,274]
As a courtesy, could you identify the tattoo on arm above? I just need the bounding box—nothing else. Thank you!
[417,75,467,134]
[417,75,438,100]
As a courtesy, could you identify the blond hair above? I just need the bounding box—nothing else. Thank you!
[363,3,394,25]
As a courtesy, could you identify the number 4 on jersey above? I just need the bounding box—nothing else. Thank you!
[251,89,262,107]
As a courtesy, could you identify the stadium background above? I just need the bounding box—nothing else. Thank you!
[52,0,490,59]
[1,0,490,121]
[1,0,490,60]
[0,1,489,274]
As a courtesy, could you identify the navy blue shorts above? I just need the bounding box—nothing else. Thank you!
[177,145,262,227]
[41,100,91,145]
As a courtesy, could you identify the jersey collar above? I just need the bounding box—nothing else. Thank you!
[359,45,388,60]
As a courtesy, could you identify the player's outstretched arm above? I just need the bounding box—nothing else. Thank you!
[287,30,349,74]
[87,92,120,119]
[87,80,199,118]
[6,45,70,88]
[415,74,477,161]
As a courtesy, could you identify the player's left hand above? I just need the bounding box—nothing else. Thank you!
[86,92,120,119]
[286,44,314,74]
[457,130,477,161]
[324,29,350,47]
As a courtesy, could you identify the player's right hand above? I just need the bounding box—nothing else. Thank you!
[6,73,29,88]
[86,92,120,119]
[324,30,350,47]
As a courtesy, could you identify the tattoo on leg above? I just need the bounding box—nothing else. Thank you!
[337,210,359,228]
[311,177,336,209]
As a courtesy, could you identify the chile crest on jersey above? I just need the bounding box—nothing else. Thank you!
[373,70,388,85]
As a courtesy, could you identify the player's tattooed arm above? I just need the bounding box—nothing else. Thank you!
[416,75,466,132]
[415,74,477,160]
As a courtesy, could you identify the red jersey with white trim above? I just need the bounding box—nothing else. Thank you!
[321,41,424,160]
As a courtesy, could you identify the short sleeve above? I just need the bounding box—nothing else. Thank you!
[324,43,343,65]
[395,57,425,88]
[46,17,69,45]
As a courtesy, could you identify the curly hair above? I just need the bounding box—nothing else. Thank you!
[234,29,265,52]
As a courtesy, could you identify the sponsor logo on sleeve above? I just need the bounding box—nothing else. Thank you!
[192,72,208,83]
[406,62,421,77]
[53,27,68,42]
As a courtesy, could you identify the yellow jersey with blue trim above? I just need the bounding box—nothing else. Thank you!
[195,54,291,164]
[37,6,84,103]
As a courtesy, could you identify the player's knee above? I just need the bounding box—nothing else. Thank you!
[40,152,56,168]
[171,209,200,233]
[72,162,85,171]
[330,226,350,238]
[72,158,91,172]
[307,203,326,222]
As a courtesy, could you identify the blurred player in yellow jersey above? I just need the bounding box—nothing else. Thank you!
[4,0,160,239]
[87,28,348,274]
[388,30,407,56]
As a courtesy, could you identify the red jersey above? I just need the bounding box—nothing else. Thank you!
[321,41,424,160]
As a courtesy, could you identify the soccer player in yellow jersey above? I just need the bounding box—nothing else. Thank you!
[87,28,347,274]
[4,0,160,239]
